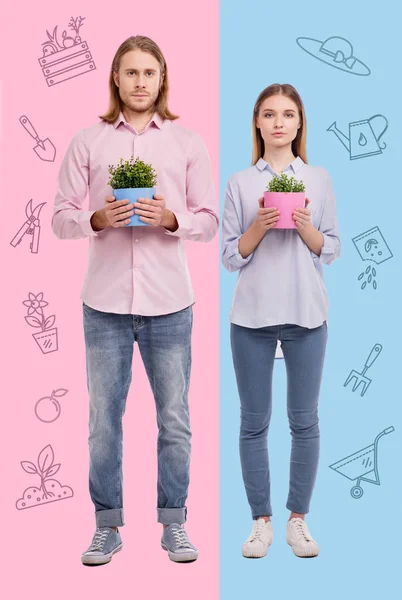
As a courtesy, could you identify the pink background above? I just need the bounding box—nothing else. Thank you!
[1,0,219,595]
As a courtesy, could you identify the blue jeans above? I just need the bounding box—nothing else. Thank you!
[230,321,328,518]
[82,302,193,527]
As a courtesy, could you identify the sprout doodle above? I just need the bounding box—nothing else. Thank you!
[16,445,73,510]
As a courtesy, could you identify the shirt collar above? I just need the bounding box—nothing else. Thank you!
[113,110,164,130]
[255,155,304,173]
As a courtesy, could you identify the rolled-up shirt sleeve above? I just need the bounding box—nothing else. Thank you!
[314,171,341,265]
[164,132,219,242]
[52,128,100,240]
[222,177,254,272]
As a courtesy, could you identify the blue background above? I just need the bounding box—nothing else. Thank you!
[219,1,401,597]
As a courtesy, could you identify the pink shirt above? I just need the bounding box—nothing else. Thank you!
[52,111,218,315]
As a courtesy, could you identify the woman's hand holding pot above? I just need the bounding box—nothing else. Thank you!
[254,197,280,232]
[292,198,311,230]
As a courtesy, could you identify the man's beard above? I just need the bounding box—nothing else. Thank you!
[125,95,156,114]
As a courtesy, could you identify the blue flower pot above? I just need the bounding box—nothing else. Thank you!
[113,187,156,227]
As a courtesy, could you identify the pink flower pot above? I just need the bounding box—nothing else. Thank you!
[263,191,306,229]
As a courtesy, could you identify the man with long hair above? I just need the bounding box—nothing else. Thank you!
[52,35,218,566]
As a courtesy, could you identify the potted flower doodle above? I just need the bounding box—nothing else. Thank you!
[264,173,306,229]
[23,292,58,354]
[108,156,158,227]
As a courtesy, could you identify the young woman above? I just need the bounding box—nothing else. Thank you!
[222,84,341,559]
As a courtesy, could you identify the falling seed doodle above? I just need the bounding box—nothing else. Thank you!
[357,264,377,290]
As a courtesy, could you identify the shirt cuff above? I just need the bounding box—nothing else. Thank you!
[163,211,191,238]
[314,233,338,265]
[78,210,100,237]
[226,238,254,270]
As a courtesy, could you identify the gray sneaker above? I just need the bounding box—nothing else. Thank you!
[161,523,198,562]
[81,527,123,566]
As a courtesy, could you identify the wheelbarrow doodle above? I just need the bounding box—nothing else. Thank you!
[329,427,395,498]
[344,343,382,397]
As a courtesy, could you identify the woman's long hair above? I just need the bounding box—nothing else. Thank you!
[251,84,307,165]
[99,35,179,123]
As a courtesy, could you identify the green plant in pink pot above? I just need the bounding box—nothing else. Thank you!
[108,156,158,227]
[264,173,306,229]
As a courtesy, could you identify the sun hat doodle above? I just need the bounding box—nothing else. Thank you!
[296,36,371,76]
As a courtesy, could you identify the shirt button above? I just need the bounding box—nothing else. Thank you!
[135,239,139,243]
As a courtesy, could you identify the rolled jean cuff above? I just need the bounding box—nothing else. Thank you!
[251,506,272,520]
[157,506,187,525]
[286,501,310,515]
[95,508,125,528]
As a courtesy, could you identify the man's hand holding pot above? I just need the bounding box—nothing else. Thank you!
[91,196,134,231]
[134,194,178,231]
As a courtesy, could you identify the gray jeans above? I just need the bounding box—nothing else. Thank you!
[83,303,193,527]
[230,321,328,518]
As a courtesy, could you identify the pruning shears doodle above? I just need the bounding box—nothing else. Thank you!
[10,199,46,254]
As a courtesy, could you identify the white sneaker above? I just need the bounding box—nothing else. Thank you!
[242,518,273,558]
[286,517,319,558]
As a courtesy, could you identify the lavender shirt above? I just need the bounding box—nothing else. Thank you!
[222,156,341,329]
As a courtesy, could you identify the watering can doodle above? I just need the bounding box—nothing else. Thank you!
[327,114,388,160]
